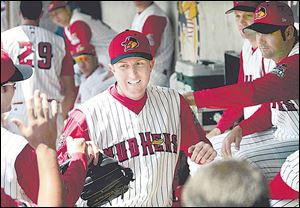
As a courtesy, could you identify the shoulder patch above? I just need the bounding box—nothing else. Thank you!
[271,64,287,78]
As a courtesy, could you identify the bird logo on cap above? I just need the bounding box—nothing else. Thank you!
[256,6,267,19]
[121,36,139,52]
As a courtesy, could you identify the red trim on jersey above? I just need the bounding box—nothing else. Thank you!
[193,54,299,109]
[239,103,272,136]
[109,84,147,114]
[15,145,87,206]
[142,15,167,56]
[269,172,299,199]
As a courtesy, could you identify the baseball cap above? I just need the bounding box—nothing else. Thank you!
[73,44,96,57]
[225,1,264,14]
[243,2,294,34]
[48,1,67,13]
[109,30,153,64]
[1,49,33,86]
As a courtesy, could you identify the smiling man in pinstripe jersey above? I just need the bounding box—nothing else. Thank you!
[57,29,217,207]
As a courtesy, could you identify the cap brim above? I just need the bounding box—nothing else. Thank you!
[111,52,153,64]
[9,64,33,83]
[243,23,282,34]
[225,6,256,14]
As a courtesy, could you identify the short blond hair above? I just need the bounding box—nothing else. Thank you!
[182,159,270,207]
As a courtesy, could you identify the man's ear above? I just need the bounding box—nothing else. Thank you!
[108,64,115,74]
[149,59,155,71]
[285,25,295,40]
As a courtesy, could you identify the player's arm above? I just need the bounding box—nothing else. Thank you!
[179,95,216,164]
[60,52,77,120]
[69,20,92,45]
[213,51,245,134]
[187,55,299,108]
[221,103,272,157]
[142,15,167,56]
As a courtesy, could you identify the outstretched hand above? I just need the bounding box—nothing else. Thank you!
[188,141,217,164]
[221,125,243,158]
[11,90,58,149]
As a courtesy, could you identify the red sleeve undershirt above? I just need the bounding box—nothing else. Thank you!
[193,55,299,109]
[15,145,87,206]
[216,51,244,133]
[142,15,167,56]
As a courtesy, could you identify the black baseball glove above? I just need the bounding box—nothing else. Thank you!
[60,154,134,207]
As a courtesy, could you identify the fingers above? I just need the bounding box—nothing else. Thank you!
[188,145,195,154]
[25,98,35,121]
[34,90,43,119]
[221,139,232,158]
[86,141,101,166]
[11,118,25,133]
[189,142,217,164]
[50,100,58,119]
[41,93,49,120]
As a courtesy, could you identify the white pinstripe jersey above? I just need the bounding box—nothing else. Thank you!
[131,3,174,86]
[1,25,67,103]
[65,10,117,67]
[241,40,276,119]
[271,43,299,141]
[78,86,181,207]
[280,150,299,192]
[1,127,29,201]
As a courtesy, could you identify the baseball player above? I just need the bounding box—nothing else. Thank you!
[72,43,115,105]
[1,48,96,207]
[184,1,299,182]
[207,1,276,139]
[131,1,174,87]
[1,1,77,146]
[57,29,217,207]
[48,1,117,68]
[269,150,299,207]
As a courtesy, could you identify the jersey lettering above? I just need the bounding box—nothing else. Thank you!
[18,41,53,69]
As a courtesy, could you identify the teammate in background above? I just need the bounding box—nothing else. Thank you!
[269,150,299,207]
[131,1,174,87]
[183,1,298,182]
[1,1,77,145]
[48,1,117,68]
[206,1,276,139]
[182,159,270,207]
[72,43,115,105]
[1,48,90,206]
[57,30,217,207]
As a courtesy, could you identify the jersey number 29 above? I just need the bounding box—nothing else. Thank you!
[18,41,53,70]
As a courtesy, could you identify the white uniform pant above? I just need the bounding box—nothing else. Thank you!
[7,103,64,149]
[189,127,299,182]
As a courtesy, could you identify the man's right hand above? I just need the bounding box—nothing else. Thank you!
[11,90,58,149]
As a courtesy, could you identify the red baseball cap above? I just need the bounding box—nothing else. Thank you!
[243,1,294,34]
[225,1,264,14]
[1,49,33,86]
[109,30,153,64]
[48,1,67,13]
[73,44,96,57]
